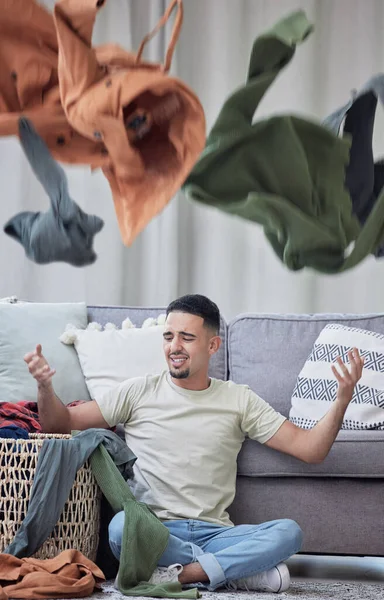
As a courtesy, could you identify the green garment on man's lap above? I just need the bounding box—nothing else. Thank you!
[89,443,200,598]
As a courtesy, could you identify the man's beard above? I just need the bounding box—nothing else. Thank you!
[169,367,190,379]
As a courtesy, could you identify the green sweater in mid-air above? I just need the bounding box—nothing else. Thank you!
[183,10,384,273]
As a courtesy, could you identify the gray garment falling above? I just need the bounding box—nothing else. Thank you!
[322,74,384,257]
[3,118,104,266]
[322,74,384,135]
[4,428,136,558]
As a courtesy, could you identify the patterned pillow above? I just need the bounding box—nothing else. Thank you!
[289,324,384,430]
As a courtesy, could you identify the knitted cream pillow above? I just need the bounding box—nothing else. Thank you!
[289,324,384,430]
[60,315,167,401]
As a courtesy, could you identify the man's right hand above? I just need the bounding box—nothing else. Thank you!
[24,344,56,386]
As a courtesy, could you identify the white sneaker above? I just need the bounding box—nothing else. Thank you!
[232,562,290,593]
[148,563,183,584]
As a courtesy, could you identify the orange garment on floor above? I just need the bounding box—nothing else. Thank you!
[0,549,105,599]
[0,0,206,244]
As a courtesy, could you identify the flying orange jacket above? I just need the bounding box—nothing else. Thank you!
[0,0,206,244]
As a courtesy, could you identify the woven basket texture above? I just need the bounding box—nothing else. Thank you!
[0,433,101,560]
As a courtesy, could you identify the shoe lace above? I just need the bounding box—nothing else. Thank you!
[159,569,175,583]
[154,564,182,583]
[226,580,250,592]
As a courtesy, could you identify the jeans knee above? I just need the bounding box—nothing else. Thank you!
[108,510,125,560]
[280,519,303,551]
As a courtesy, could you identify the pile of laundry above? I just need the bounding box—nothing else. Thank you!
[0,425,200,599]
[0,399,85,439]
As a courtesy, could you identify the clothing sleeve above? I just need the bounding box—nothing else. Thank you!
[53,0,105,112]
[96,376,147,428]
[240,387,286,444]
[53,0,143,181]
[18,118,69,209]
[206,10,313,141]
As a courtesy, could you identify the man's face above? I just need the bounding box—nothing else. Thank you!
[163,312,219,380]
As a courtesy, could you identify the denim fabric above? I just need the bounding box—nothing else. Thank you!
[109,514,302,590]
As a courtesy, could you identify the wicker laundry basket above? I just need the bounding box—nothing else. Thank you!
[0,433,101,561]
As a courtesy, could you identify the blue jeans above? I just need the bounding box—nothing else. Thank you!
[108,514,303,590]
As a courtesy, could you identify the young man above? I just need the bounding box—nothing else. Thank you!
[25,295,364,594]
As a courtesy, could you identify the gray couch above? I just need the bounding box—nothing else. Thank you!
[88,305,384,557]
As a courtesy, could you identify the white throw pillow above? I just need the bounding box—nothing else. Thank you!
[289,324,384,430]
[60,316,167,401]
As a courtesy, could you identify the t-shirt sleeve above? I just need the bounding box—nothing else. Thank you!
[96,376,146,427]
[240,387,286,443]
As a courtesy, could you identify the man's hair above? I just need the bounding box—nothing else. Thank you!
[166,294,220,335]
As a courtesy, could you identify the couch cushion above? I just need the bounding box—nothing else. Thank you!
[228,313,384,416]
[237,430,384,477]
[0,302,90,404]
[61,318,168,401]
[87,305,228,381]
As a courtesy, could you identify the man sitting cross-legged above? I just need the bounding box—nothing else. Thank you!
[25,294,364,594]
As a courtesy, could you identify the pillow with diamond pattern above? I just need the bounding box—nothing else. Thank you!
[289,323,384,430]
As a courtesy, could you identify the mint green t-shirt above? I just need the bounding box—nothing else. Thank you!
[96,371,286,526]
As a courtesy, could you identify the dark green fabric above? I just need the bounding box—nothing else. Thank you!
[89,444,200,598]
[183,10,384,273]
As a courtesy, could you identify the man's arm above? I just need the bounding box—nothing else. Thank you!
[264,348,364,464]
[25,344,109,433]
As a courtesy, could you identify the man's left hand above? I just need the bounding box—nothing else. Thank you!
[332,347,364,407]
